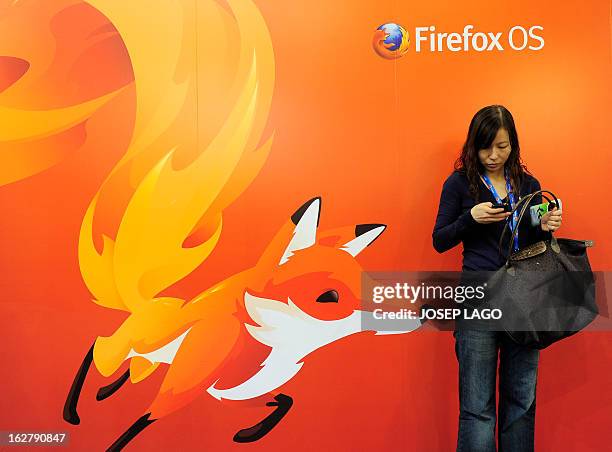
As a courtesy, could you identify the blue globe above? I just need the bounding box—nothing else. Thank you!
[376,23,408,52]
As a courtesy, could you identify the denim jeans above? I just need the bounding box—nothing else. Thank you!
[454,330,539,452]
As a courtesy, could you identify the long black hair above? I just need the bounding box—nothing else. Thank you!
[454,105,532,203]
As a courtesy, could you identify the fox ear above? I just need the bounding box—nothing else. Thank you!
[340,224,386,257]
[279,197,321,265]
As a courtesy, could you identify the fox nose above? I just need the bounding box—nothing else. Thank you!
[316,290,339,303]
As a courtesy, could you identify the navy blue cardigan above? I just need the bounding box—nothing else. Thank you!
[432,169,552,271]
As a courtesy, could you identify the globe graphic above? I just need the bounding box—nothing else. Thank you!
[373,23,410,59]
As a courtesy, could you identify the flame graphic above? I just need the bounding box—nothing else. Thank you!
[0,0,275,310]
[0,1,131,185]
[81,0,275,311]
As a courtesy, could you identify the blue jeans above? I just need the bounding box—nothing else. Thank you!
[454,330,539,452]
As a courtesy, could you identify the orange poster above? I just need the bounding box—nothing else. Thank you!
[1,0,610,450]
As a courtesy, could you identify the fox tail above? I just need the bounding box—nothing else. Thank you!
[77,0,275,312]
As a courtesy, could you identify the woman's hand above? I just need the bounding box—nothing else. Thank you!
[470,202,512,224]
[540,206,563,232]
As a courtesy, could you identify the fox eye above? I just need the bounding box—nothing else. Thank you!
[316,290,338,303]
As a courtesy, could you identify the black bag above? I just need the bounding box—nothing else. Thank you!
[484,189,598,349]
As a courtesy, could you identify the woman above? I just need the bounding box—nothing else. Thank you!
[432,105,563,452]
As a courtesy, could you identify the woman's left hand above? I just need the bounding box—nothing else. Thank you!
[540,207,563,232]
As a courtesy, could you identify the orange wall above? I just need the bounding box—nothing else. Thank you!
[0,0,610,450]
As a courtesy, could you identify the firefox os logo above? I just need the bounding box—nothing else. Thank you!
[373,23,545,58]
[372,23,410,59]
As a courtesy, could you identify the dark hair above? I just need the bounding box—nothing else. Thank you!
[454,105,532,203]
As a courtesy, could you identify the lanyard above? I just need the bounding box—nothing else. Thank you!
[481,167,519,253]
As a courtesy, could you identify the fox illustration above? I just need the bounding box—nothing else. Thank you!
[0,0,423,449]
[63,197,422,450]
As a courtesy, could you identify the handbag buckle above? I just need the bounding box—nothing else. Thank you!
[511,241,547,261]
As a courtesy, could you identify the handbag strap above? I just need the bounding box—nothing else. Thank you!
[504,190,559,259]
[502,189,560,264]
[498,190,554,255]
[498,189,560,266]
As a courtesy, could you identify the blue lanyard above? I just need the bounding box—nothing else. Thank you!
[481,167,519,253]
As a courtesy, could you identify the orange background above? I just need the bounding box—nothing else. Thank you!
[1,0,611,450]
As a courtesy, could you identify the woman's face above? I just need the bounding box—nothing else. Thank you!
[478,127,511,173]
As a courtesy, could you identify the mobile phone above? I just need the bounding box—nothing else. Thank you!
[529,199,563,226]
[491,202,512,212]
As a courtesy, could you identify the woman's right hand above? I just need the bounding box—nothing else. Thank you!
[470,202,512,224]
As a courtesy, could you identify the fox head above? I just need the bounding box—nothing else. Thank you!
[207,198,421,401]
[249,197,385,321]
